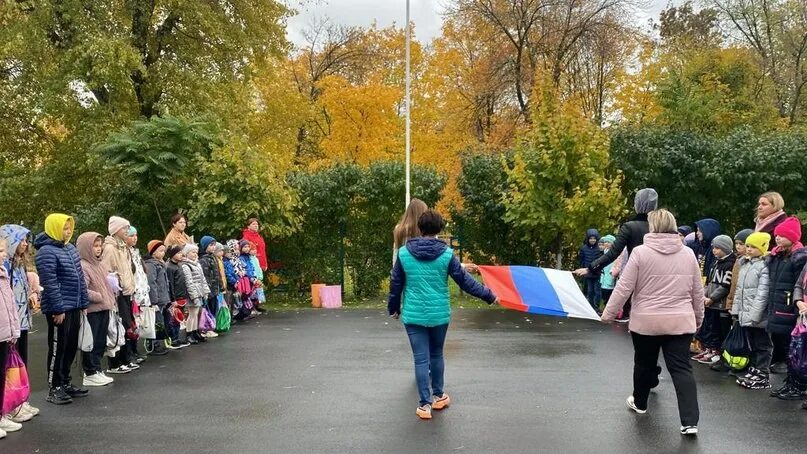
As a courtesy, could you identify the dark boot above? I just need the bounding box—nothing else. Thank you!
[47,387,73,405]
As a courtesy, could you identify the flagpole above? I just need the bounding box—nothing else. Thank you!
[405,0,411,208]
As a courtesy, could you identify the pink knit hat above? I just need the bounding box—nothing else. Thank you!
[773,216,802,244]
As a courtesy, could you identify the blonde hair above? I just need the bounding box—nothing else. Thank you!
[759,191,785,211]
[393,198,428,250]
[648,209,678,234]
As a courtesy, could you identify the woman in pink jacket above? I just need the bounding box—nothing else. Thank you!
[602,209,704,436]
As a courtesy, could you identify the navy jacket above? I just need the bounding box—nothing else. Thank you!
[691,219,721,278]
[388,237,495,316]
[578,229,603,277]
[34,232,90,314]
[766,248,807,335]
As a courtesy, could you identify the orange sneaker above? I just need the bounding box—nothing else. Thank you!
[416,404,432,420]
[432,394,451,410]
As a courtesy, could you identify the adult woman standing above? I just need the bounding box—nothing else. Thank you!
[242,218,267,272]
[754,192,787,237]
[164,213,191,249]
[602,209,704,436]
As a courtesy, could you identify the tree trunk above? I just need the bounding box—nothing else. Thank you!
[555,232,564,269]
[152,194,166,235]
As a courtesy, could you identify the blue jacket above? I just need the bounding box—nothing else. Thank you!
[33,232,90,314]
[691,219,721,278]
[579,229,603,277]
[388,237,495,326]
[224,255,256,287]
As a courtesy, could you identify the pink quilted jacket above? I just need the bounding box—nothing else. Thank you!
[602,233,704,335]
[0,267,21,343]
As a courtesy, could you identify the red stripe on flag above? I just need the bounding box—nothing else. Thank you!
[478,266,527,312]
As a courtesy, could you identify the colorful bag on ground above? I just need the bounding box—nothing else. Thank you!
[79,311,94,353]
[721,322,751,370]
[788,315,807,380]
[216,298,231,333]
[2,344,30,415]
[199,307,216,332]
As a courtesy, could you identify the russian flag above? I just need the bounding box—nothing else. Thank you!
[479,266,601,321]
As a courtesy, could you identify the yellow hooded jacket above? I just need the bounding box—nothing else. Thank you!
[44,213,74,243]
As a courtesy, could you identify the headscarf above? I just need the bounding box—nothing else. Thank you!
[634,188,659,215]
[44,213,74,243]
[227,239,246,276]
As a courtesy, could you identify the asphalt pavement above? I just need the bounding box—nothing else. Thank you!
[4,308,807,453]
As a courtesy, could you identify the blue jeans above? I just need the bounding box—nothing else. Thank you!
[585,278,602,311]
[405,323,449,406]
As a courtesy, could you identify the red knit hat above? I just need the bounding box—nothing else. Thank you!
[773,216,802,244]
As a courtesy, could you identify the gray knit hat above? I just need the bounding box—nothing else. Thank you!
[734,229,754,243]
[634,188,659,214]
[712,235,734,255]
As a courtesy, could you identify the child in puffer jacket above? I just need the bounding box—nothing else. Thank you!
[578,228,603,312]
[732,232,773,390]
[248,241,267,313]
[181,244,210,345]
[694,235,736,368]
[599,235,617,313]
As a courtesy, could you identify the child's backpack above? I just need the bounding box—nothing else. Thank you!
[216,294,231,333]
[721,322,751,370]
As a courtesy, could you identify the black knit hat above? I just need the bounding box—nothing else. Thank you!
[166,245,183,260]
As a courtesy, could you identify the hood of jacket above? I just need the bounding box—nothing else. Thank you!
[77,232,104,264]
[0,224,31,259]
[695,218,721,244]
[642,233,685,255]
[405,237,449,261]
[33,231,64,249]
[44,213,74,243]
[584,229,601,246]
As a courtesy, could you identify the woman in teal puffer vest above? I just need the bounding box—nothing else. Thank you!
[388,210,498,420]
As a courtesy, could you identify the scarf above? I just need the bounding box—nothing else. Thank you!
[770,241,804,257]
[227,239,246,276]
[164,228,191,248]
[755,210,786,233]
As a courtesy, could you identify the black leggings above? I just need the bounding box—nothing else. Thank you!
[17,329,28,366]
[0,341,7,411]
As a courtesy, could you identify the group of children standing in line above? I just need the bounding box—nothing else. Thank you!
[0,213,270,438]
[579,191,807,409]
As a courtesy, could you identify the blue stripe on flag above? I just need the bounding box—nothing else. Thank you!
[509,266,568,317]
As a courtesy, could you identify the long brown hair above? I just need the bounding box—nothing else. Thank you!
[393,198,428,250]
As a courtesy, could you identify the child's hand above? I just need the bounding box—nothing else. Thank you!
[797,301,807,314]
[390,313,400,320]
[573,268,588,277]
[703,297,712,307]
[464,263,479,274]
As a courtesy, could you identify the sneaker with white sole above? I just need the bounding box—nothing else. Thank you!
[127,362,141,370]
[9,406,33,423]
[0,427,5,439]
[22,402,39,417]
[416,404,432,420]
[697,350,720,365]
[0,416,22,432]
[83,372,113,387]
[106,365,131,375]
[680,425,698,436]
[626,395,647,414]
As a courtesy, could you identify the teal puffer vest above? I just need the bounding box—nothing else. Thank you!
[398,247,454,327]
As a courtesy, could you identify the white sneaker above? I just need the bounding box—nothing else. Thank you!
[204,331,218,338]
[106,365,131,375]
[22,402,39,417]
[0,416,22,432]
[83,373,113,387]
[9,406,33,423]
[626,395,647,414]
[680,425,698,435]
[127,363,141,370]
[99,372,114,382]
[0,427,6,439]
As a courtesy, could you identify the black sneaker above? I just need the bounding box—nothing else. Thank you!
[774,384,805,401]
[186,335,199,345]
[771,362,788,374]
[47,387,73,405]
[63,384,89,398]
[193,331,207,343]
[710,361,730,372]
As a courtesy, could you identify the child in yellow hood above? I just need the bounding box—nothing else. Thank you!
[33,213,90,405]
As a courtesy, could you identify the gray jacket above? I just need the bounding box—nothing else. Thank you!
[794,264,807,303]
[181,260,210,304]
[731,256,770,328]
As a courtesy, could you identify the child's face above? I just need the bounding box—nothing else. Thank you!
[93,238,103,258]
[63,222,74,242]
[747,246,762,258]
[215,249,224,258]
[241,245,250,254]
[588,237,598,246]
[696,229,703,241]
[187,250,199,261]
[679,233,686,243]
[126,233,137,247]
[712,247,727,259]
[171,252,184,263]
[249,248,257,256]
[206,244,216,254]
[599,242,611,251]
[735,241,747,256]
[18,238,28,255]
[0,242,7,263]
[775,235,792,249]
[154,246,166,261]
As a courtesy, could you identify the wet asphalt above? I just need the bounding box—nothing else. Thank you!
[3,308,807,453]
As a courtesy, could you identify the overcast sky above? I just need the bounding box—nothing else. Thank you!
[286,0,681,47]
